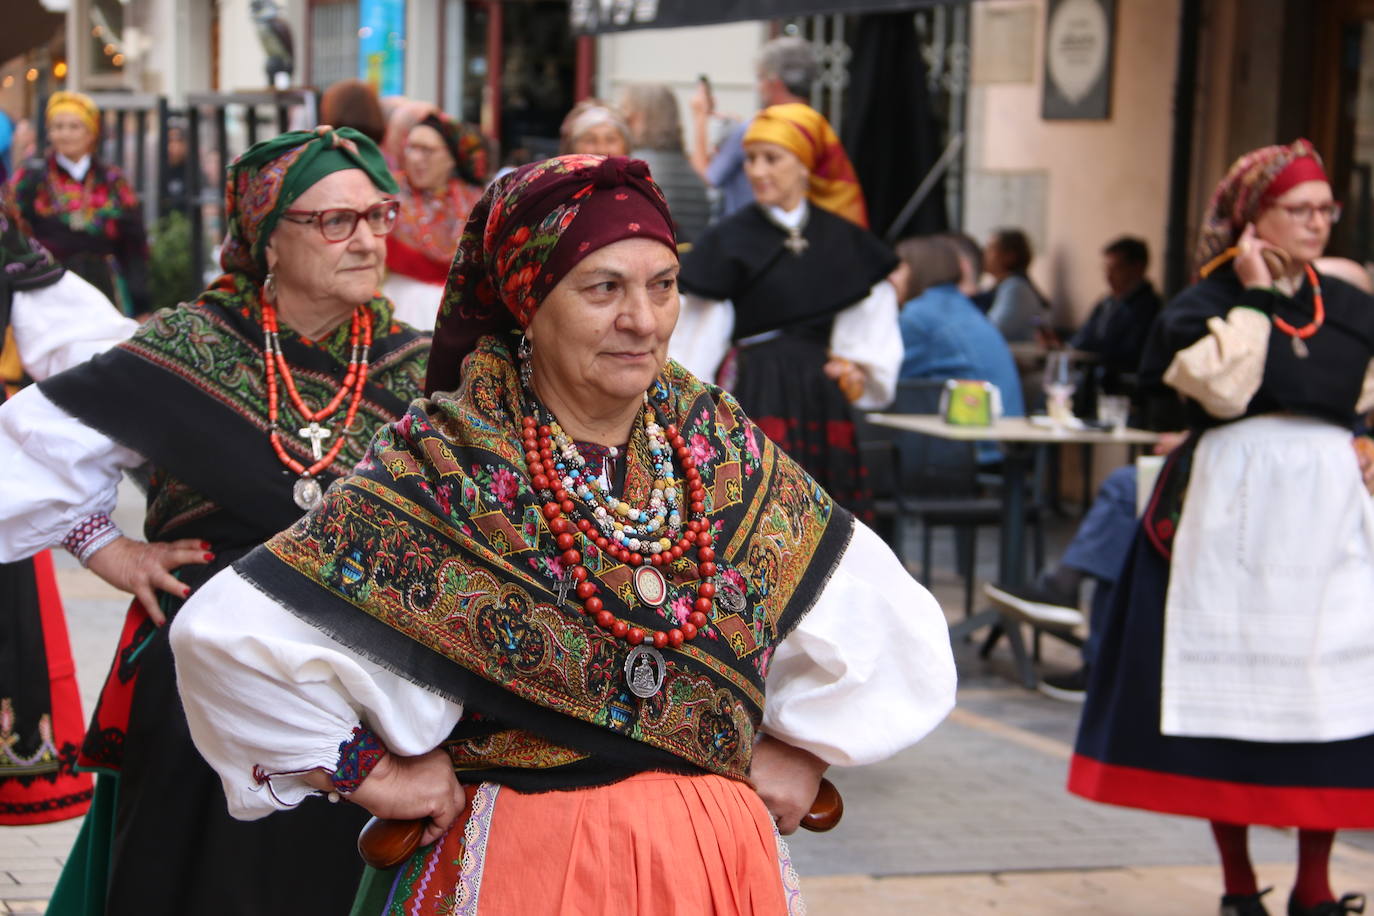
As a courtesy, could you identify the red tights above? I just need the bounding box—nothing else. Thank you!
[1209,821,1337,907]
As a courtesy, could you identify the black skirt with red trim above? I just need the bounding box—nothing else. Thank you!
[730,332,871,520]
[0,551,93,825]
[1069,528,1374,829]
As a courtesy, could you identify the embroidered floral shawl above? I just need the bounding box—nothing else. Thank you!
[237,334,853,790]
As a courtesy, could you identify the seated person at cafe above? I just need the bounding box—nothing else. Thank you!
[1070,236,1163,409]
[897,235,1024,465]
[975,228,1050,342]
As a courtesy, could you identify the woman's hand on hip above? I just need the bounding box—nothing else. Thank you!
[749,734,827,835]
[346,748,467,846]
[85,535,212,625]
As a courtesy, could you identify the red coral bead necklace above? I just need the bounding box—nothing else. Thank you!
[520,412,716,652]
[260,289,374,509]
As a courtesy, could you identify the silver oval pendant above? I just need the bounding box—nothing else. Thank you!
[632,565,668,607]
[1292,336,1309,359]
[624,644,667,698]
[293,476,323,511]
[718,576,747,613]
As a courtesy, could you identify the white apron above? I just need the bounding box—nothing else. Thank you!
[1162,414,1374,742]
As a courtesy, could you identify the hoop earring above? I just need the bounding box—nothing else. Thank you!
[263,271,278,304]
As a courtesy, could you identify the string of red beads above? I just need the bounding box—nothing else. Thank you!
[1273,264,1325,341]
[521,414,715,650]
[262,295,375,478]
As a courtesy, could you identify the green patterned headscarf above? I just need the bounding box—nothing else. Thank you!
[220,126,398,281]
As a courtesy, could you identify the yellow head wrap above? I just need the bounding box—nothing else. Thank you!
[743,103,868,228]
[45,91,100,137]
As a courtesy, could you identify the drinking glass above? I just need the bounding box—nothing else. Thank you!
[1097,394,1131,433]
[1043,351,1076,426]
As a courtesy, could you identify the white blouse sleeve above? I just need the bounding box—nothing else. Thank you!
[0,384,144,561]
[762,519,955,766]
[828,280,903,409]
[668,293,734,383]
[11,272,138,381]
[170,567,464,820]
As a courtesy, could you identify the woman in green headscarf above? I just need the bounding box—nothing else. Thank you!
[0,126,431,915]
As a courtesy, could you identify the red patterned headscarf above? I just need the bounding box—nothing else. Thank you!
[425,154,676,396]
[1195,138,1330,271]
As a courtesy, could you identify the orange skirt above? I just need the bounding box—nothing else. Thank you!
[369,771,803,915]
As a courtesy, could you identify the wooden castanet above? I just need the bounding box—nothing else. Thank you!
[357,815,427,869]
[799,777,843,832]
[357,776,845,866]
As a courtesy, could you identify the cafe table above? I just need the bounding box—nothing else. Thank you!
[866,413,1160,688]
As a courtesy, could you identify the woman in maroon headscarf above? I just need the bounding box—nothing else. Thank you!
[170,155,956,914]
[1070,140,1374,916]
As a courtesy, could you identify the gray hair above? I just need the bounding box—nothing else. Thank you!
[619,84,684,152]
[757,36,819,98]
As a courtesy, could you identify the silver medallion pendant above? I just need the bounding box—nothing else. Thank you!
[625,644,667,698]
[717,576,747,614]
[293,476,323,511]
[1292,336,1310,359]
[632,565,668,607]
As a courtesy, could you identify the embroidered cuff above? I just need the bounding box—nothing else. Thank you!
[62,513,122,566]
[331,725,386,796]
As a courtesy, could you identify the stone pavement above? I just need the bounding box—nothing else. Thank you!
[3,492,1372,913]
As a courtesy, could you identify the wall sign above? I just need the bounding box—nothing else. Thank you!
[1042,0,1115,120]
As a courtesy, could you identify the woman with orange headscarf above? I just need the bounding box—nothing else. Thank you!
[9,92,149,317]
[671,103,901,516]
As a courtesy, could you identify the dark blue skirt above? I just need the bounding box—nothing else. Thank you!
[1069,528,1374,829]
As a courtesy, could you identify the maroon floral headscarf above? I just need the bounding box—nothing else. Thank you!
[1195,138,1330,271]
[425,154,676,396]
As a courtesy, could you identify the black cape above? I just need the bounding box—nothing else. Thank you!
[678,203,896,340]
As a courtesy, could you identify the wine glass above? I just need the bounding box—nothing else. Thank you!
[1043,351,1076,426]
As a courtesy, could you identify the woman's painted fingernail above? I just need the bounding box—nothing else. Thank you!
[183,586,193,598]
[204,552,215,562]
[201,541,211,550]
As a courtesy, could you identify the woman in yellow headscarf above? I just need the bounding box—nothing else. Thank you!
[9,92,150,317]
[671,103,902,517]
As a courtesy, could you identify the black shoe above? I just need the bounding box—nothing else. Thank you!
[1288,893,1367,916]
[1222,888,1273,916]
[1038,666,1089,703]
[983,578,1084,629]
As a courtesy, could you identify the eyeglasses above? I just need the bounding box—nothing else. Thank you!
[1276,202,1343,224]
[403,142,448,159]
[280,200,401,242]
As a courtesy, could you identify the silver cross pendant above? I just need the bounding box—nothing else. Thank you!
[298,422,332,461]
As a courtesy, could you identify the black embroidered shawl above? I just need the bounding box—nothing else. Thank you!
[678,203,897,340]
[38,274,429,547]
[236,334,853,791]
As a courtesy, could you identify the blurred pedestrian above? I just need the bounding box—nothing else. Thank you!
[690,35,818,220]
[384,112,489,330]
[619,83,711,243]
[557,98,631,157]
[977,228,1049,342]
[895,235,1024,466]
[320,78,387,145]
[9,92,150,317]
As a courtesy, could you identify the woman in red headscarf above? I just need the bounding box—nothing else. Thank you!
[1069,140,1374,916]
[383,112,490,331]
[671,104,902,518]
[169,155,956,914]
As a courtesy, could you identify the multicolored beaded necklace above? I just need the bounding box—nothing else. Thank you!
[521,384,723,696]
[261,291,374,509]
